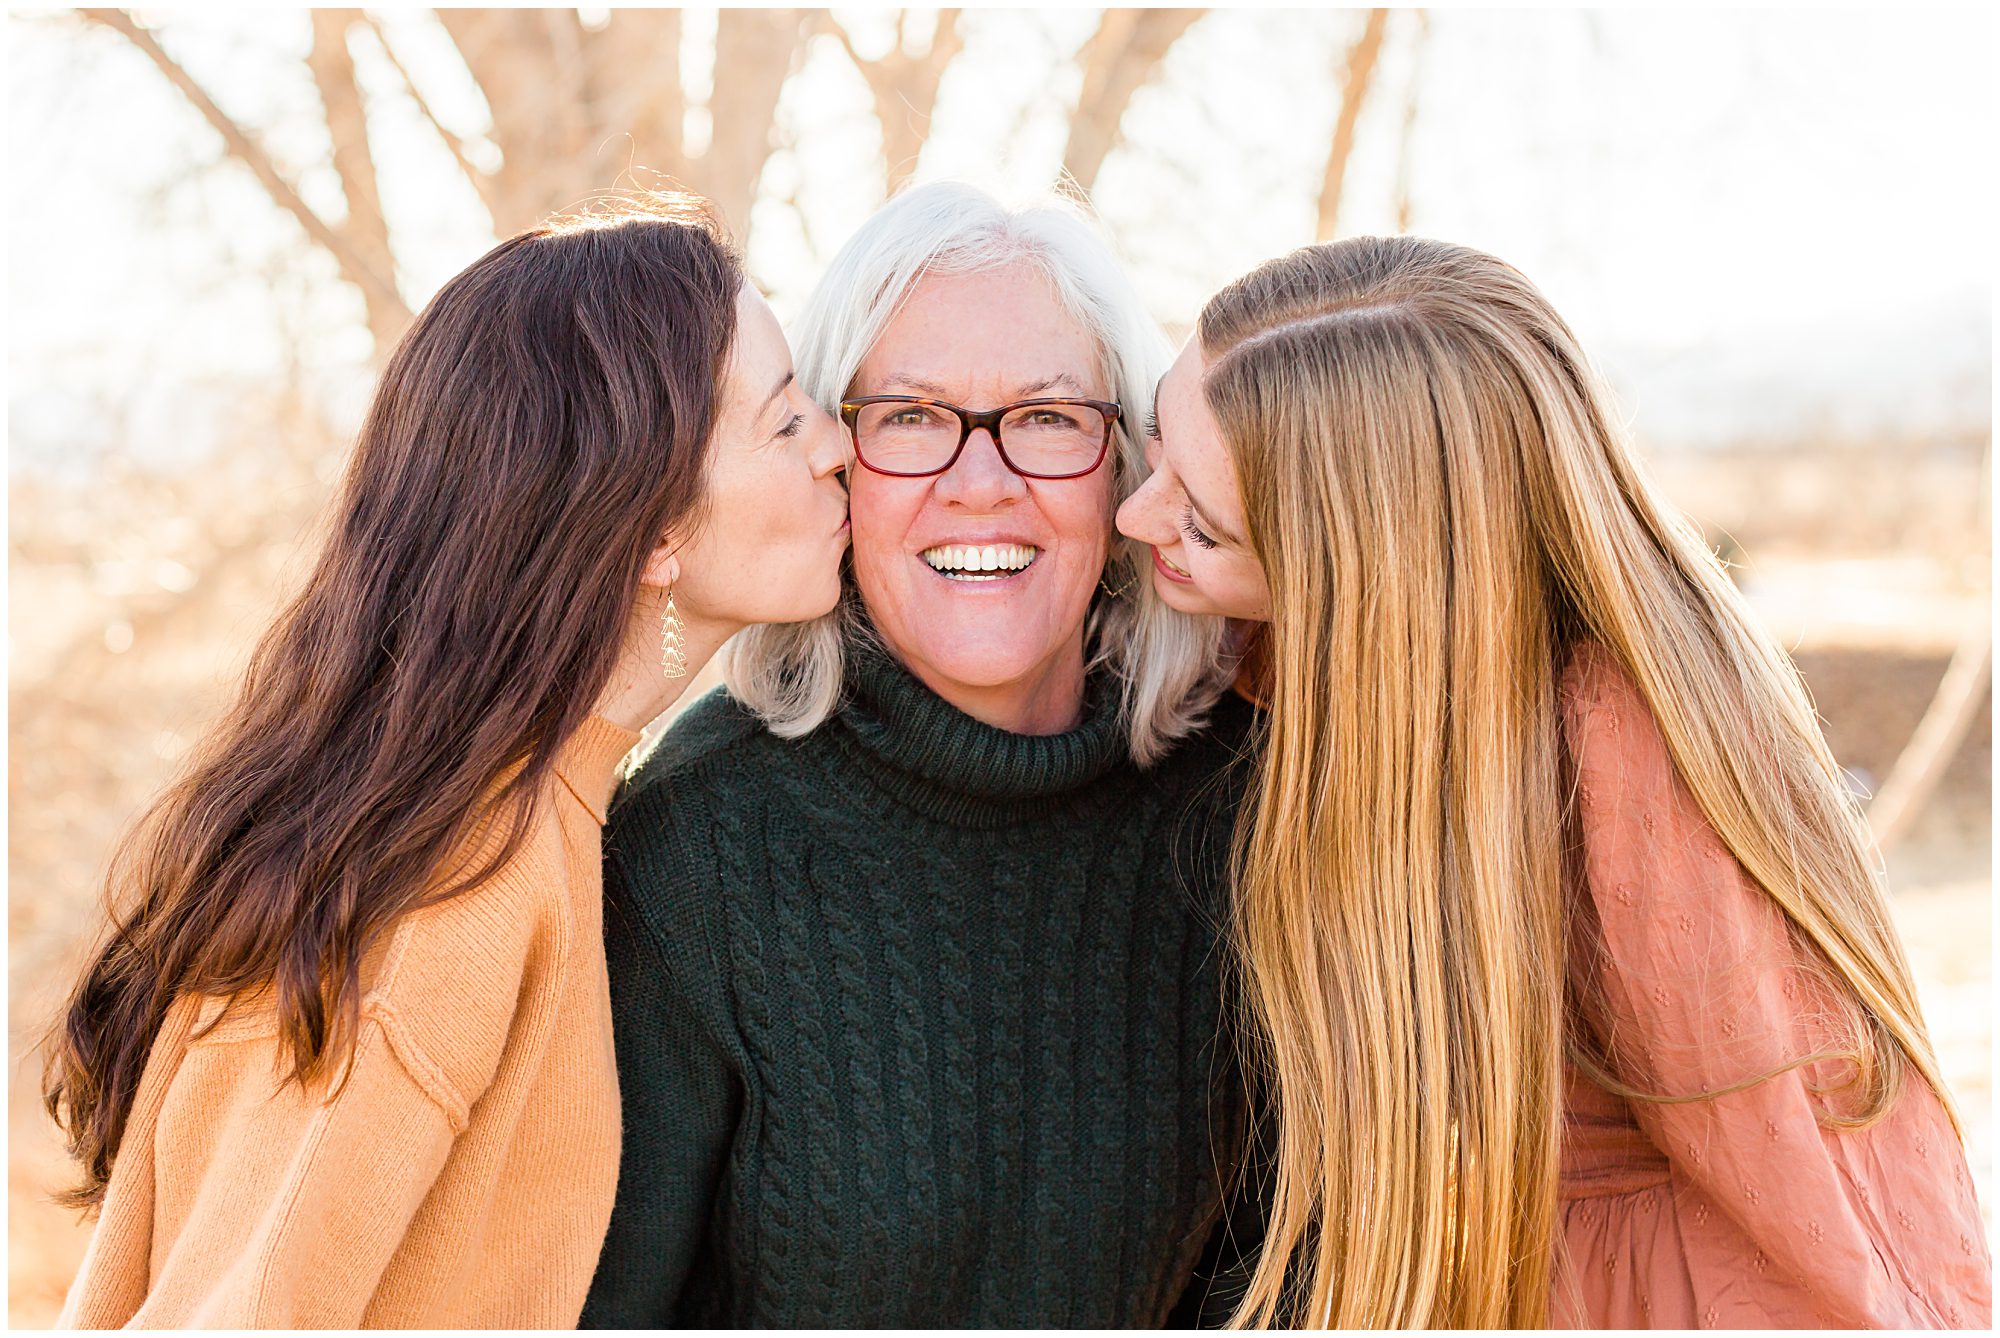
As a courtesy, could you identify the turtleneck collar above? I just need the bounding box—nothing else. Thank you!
[828,634,1128,829]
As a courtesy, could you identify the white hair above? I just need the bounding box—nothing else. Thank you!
[724,180,1229,764]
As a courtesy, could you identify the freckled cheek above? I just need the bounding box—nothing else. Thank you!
[1208,554,1270,618]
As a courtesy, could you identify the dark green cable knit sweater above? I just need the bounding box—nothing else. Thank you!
[580,640,1259,1328]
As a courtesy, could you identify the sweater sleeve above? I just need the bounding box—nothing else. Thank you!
[114,1007,461,1329]
[580,827,742,1328]
[1561,647,1991,1328]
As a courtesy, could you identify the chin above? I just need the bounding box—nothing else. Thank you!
[1149,571,1216,616]
[752,574,843,627]
[901,623,1068,694]
[918,646,1041,691]
[803,573,846,621]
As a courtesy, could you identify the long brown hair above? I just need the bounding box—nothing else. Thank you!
[1200,237,1952,1326]
[45,197,743,1210]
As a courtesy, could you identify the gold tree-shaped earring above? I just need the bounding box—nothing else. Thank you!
[660,587,688,679]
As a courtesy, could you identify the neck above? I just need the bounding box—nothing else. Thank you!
[594,597,740,734]
[892,636,1089,736]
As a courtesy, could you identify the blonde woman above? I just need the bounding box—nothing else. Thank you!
[1116,236,1991,1328]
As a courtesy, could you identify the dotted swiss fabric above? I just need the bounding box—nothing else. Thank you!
[1551,644,1991,1329]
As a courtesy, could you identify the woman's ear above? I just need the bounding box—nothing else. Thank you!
[641,540,682,591]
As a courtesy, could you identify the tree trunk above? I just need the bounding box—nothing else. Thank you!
[1316,8,1390,242]
[1061,8,1206,193]
[435,8,574,235]
[704,8,808,235]
[307,9,407,353]
[361,14,503,222]
[826,9,964,194]
[584,9,687,188]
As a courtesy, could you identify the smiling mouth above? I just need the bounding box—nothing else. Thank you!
[1154,547,1193,581]
[920,542,1039,583]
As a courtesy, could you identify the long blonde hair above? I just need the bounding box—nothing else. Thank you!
[1202,237,1954,1327]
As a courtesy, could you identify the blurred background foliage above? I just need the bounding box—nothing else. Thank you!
[7,7,1991,1324]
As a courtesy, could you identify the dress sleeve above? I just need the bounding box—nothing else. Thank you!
[1560,647,1990,1329]
[118,1007,461,1328]
[579,815,742,1328]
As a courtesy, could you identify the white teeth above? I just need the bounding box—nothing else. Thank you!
[920,543,1038,579]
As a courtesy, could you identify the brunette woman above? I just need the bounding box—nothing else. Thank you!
[46,198,851,1328]
[1117,236,1990,1328]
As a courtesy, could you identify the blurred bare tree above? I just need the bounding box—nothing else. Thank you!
[1062,9,1206,191]
[1316,7,1390,240]
[12,6,1292,1048]
[19,13,1361,1318]
[819,9,964,193]
[77,7,1348,362]
[16,2,1409,981]
[17,3,1414,839]
[31,4,1254,724]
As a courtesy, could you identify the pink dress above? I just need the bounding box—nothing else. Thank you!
[1552,645,1991,1328]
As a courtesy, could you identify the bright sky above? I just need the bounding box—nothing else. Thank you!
[7,7,1993,475]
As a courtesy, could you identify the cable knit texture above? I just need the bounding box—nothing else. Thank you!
[56,715,640,1330]
[582,639,1258,1328]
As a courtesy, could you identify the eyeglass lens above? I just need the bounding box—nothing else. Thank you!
[854,401,1109,477]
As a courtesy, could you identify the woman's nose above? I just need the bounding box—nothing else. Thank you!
[809,404,849,479]
[932,428,1027,508]
[1115,468,1170,543]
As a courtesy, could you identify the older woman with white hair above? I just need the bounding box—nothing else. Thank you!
[580,182,1259,1328]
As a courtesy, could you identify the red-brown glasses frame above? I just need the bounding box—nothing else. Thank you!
[839,395,1122,480]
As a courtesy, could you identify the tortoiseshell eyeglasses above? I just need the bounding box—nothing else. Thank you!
[839,395,1121,480]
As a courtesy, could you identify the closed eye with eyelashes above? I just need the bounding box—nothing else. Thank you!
[1179,505,1217,549]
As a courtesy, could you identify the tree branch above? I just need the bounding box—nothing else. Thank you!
[1868,442,1995,854]
[76,8,409,326]
[1061,8,1205,194]
[1392,9,1429,232]
[704,8,809,232]
[1867,628,1993,854]
[307,8,407,351]
[582,10,686,187]
[360,12,501,220]
[1316,8,1391,242]
[434,8,565,234]
[818,9,869,75]
[821,8,964,192]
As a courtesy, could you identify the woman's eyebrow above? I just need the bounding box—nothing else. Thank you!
[878,372,955,396]
[763,371,795,415]
[876,372,1088,399]
[1015,373,1086,396]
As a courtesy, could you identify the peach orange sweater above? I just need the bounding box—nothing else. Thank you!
[57,715,640,1329]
